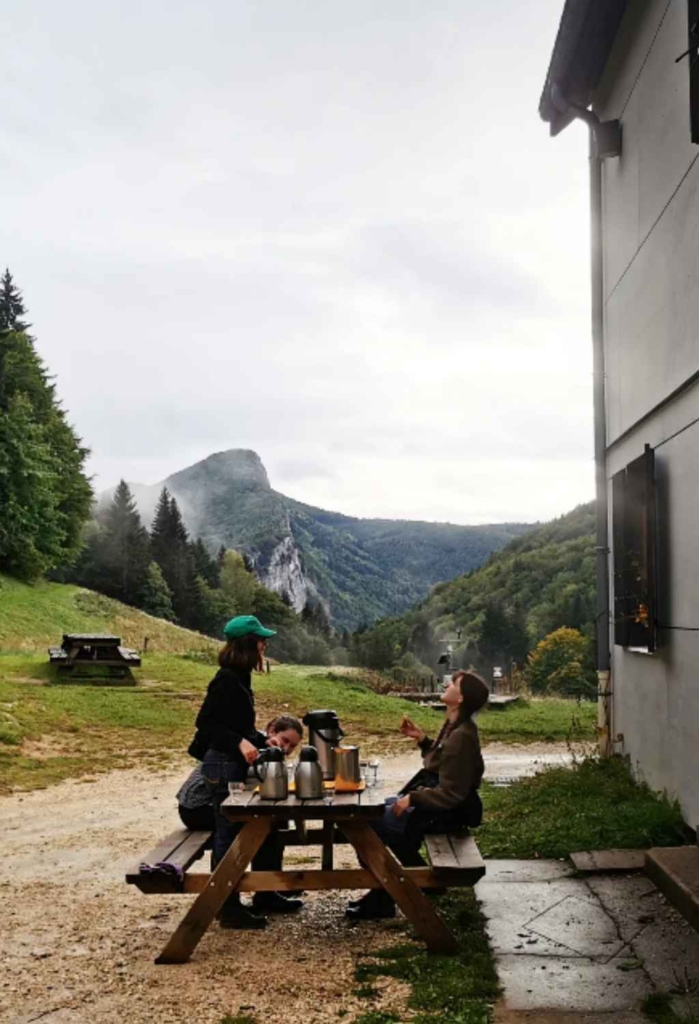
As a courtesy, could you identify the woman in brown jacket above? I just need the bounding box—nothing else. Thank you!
[346,669,488,920]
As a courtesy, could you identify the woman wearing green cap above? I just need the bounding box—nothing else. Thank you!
[188,614,300,929]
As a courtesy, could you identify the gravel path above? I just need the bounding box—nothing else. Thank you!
[0,743,575,1024]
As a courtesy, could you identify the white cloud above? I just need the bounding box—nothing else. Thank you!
[2,0,593,525]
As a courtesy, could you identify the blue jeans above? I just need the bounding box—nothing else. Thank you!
[201,749,281,874]
[370,795,426,867]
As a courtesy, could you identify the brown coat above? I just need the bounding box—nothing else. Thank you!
[409,717,484,813]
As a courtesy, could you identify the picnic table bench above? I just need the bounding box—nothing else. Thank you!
[126,786,485,964]
[48,634,141,677]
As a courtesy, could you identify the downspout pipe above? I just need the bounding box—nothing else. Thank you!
[550,85,620,756]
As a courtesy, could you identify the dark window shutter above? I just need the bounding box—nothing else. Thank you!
[612,470,629,647]
[612,445,657,652]
[688,0,699,143]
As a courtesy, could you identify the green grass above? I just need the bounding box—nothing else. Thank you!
[477,756,688,858]
[0,571,597,792]
[0,572,216,655]
[477,696,596,744]
[353,1013,401,1024]
[355,890,499,1024]
[0,652,599,792]
[643,993,699,1023]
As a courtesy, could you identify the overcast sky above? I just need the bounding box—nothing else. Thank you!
[3,0,593,525]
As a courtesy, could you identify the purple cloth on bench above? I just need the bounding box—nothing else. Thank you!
[139,861,185,883]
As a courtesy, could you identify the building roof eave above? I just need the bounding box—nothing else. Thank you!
[539,0,629,135]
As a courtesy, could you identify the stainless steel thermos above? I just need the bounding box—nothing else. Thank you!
[294,745,324,799]
[253,746,288,799]
[302,709,344,779]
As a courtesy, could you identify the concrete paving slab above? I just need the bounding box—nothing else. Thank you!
[482,860,699,1018]
[571,850,646,873]
[487,919,590,959]
[495,953,653,1012]
[477,879,598,938]
[481,860,576,883]
[526,894,637,961]
[625,889,699,990]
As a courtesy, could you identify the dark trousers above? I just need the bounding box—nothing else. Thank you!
[178,803,216,832]
[211,793,282,872]
[202,749,284,918]
[370,796,427,867]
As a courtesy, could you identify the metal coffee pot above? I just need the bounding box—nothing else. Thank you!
[303,709,344,779]
[294,745,324,799]
[253,746,288,800]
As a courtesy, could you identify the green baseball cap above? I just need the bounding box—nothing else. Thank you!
[223,615,276,641]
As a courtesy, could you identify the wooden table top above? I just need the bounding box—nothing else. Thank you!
[221,785,387,820]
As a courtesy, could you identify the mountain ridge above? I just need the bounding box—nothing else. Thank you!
[102,448,535,629]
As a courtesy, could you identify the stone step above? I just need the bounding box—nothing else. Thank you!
[645,846,699,934]
[570,848,646,873]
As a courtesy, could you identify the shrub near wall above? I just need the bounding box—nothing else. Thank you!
[525,627,596,698]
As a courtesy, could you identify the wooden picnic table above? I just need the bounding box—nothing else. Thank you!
[153,785,467,964]
[48,634,141,677]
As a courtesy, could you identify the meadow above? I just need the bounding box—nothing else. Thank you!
[0,572,596,792]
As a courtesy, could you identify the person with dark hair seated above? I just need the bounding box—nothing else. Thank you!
[188,615,303,929]
[177,714,303,831]
[346,669,488,921]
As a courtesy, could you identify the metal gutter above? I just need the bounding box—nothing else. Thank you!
[539,0,628,134]
[544,87,620,754]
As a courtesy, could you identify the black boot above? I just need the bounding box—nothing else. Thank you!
[218,894,267,930]
[345,889,395,920]
[252,891,303,914]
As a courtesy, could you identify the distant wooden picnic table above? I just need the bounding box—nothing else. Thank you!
[48,634,141,678]
[142,784,485,964]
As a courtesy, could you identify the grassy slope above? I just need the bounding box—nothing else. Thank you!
[0,573,215,655]
[0,573,596,793]
[478,758,687,858]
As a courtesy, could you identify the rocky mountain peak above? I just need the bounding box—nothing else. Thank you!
[167,449,270,492]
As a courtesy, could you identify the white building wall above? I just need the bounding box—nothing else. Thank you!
[607,380,699,828]
[591,0,699,826]
[596,0,699,443]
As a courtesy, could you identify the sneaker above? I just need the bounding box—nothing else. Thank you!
[345,890,395,920]
[252,892,303,914]
[219,903,267,929]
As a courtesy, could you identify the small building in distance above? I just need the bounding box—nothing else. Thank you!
[540,0,699,829]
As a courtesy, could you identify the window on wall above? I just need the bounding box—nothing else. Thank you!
[612,445,657,652]
[687,0,699,143]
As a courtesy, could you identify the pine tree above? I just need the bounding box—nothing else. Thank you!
[149,489,193,623]
[0,274,91,579]
[141,561,175,621]
[150,488,173,568]
[191,538,219,588]
[100,481,151,604]
[0,269,30,333]
[0,393,66,578]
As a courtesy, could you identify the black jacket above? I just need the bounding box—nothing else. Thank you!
[188,667,257,760]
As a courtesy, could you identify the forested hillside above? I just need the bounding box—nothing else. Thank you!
[104,449,533,629]
[352,502,596,671]
[287,498,531,627]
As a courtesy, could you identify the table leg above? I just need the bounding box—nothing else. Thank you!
[341,821,458,955]
[321,821,334,871]
[155,817,272,964]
